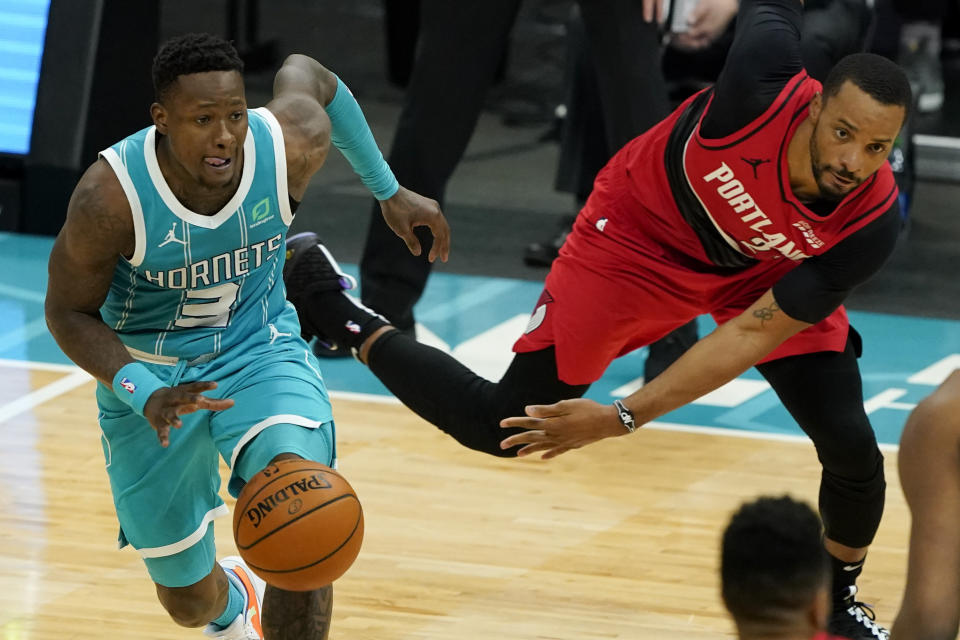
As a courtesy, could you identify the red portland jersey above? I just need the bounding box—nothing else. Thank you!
[622,71,898,269]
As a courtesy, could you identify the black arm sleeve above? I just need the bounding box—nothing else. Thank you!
[700,0,805,138]
[772,203,902,324]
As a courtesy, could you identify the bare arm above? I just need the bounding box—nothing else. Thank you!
[501,288,811,458]
[267,54,451,262]
[44,159,136,385]
[622,287,809,423]
[892,372,960,640]
[267,54,336,199]
[272,53,339,107]
[46,159,234,446]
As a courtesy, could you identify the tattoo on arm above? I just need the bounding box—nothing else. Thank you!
[263,584,333,640]
[67,163,135,261]
[752,301,781,327]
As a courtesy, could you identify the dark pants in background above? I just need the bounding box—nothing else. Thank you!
[362,0,668,332]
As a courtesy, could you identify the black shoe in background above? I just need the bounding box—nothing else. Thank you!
[524,215,575,267]
[644,320,699,383]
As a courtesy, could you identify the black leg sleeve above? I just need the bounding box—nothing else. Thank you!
[366,332,589,457]
[756,334,885,548]
[359,0,523,328]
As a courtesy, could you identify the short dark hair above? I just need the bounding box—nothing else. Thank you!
[152,33,244,102]
[822,53,913,121]
[721,496,829,625]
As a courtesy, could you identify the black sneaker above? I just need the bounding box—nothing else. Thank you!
[828,586,889,640]
[523,215,575,267]
[283,231,357,351]
[644,319,699,382]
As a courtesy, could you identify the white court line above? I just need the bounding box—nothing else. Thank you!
[907,354,960,386]
[0,358,81,373]
[0,368,93,425]
[864,388,916,414]
[0,360,900,451]
[0,282,46,304]
[329,391,901,453]
[644,420,899,454]
[0,317,51,354]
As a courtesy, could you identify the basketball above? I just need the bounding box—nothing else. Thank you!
[233,459,364,591]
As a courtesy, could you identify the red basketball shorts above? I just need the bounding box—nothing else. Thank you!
[513,171,850,386]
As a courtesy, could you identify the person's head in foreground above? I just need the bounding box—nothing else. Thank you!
[722,495,837,640]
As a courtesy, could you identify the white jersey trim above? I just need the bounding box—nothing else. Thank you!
[229,414,324,470]
[136,504,229,558]
[142,125,256,230]
[251,107,294,226]
[125,345,179,366]
[680,129,748,256]
[99,147,147,267]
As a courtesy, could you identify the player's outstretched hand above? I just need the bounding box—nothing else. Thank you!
[379,186,451,263]
[143,381,235,448]
[499,398,632,459]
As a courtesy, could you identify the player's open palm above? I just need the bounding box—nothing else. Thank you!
[499,398,631,459]
[143,381,234,448]
[379,185,451,263]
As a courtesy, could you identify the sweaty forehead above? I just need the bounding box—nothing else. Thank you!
[167,70,245,107]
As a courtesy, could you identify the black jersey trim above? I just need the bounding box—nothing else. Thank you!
[696,71,809,151]
[841,183,898,231]
[665,89,759,269]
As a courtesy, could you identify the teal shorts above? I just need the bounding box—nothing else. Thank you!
[96,331,335,588]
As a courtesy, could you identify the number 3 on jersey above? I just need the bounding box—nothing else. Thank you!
[175,282,240,328]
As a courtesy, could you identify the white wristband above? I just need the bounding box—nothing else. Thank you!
[613,399,638,433]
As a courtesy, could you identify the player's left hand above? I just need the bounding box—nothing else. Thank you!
[499,398,632,459]
[379,186,451,263]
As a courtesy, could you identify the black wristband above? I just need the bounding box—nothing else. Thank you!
[613,399,638,433]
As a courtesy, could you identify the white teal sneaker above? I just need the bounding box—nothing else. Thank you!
[203,556,266,639]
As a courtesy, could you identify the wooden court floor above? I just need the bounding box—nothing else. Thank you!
[0,363,911,639]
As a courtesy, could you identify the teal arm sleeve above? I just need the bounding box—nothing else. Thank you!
[324,76,399,200]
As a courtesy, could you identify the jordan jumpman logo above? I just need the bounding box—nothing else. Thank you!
[158,223,187,248]
[741,157,771,180]
[268,323,292,344]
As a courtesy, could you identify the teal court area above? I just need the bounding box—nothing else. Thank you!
[3,230,958,446]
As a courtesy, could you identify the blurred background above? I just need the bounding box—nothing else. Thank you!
[1,0,958,315]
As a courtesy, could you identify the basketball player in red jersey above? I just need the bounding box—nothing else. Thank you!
[283,0,909,637]
[890,373,960,640]
[722,496,853,640]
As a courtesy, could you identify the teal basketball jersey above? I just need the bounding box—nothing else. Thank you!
[99,108,298,362]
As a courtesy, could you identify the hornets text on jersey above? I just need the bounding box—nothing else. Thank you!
[99,108,299,363]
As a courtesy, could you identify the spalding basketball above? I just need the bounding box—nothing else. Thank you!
[233,459,364,591]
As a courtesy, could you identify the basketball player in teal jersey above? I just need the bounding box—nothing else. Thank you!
[44,34,449,640]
